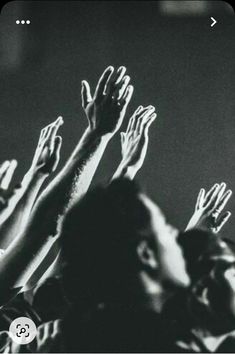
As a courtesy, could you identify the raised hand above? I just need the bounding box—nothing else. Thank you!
[0,160,18,213]
[0,117,63,249]
[29,320,63,353]
[113,105,156,180]
[186,182,232,234]
[81,66,134,138]
[27,117,63,179]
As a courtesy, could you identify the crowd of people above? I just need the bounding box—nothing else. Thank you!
[0,65,235,352]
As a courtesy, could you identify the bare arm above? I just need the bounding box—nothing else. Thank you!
[0,66,134,302]
[0,118,63,249]
[23,66,134,290]
[29,66,133,236]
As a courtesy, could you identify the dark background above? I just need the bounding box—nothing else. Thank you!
[0,1,235,237]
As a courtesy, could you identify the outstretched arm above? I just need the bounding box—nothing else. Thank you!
[112,105,156,180]
[0,117,63,249]
[23,66,134,290]
[31,66,133,236]
[186,182,232,233]
[0,66,134,303]
[0,121,63,306]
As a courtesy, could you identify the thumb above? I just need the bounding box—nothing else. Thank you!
[120,132,125,145]
[0,160,18,190]
[196,188,205,210]
[81,80,92,109]
[53,136,62,162]
[215,211,231,233]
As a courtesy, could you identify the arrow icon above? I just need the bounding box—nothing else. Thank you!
[210,17,217,27]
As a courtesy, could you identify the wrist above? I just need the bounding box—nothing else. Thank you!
[22,168,47,187]
[124,165,138,180]
[86,126,113,144]
[114,162,138,180]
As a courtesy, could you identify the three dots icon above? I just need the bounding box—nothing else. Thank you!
[16,20,31,25]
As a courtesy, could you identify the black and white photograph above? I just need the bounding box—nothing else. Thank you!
[0,0,235,352]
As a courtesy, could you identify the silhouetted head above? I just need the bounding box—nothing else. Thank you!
[60,178,189,307]
[179,230,235,335]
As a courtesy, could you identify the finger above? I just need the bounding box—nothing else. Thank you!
[94,66,114,100]
[119,85,134,108]
[199,188,206,208]
[205,184,222,211]
[126,106,143,133]
[136,106,155,134]
[52,319,62,338]
[204,184,220,209]
[203,184,218,205]
[135,105,144,116]
[212,182,227,209]
[52,136,62,166]
[43,120,57,143]
[49,321,54,336]
[43,323,50,340]
[46,117,64,152]
[126,115,136,134]
[129,113,139,134]
[214,211,231,233]
[54,135,62,152]
[43,124,53,143]
[196,188,205,210]
[120,132,125,145]
[132,105,150,128]
[39,127,47,144]
[140,115,156,142]
[115,66,126,83]
[113,75,130,101]
[43,321,53,339]
[0,160,18,190]
[41,117,61,143]
[81,80,92,109]
[143,113,157,136]
[38,325,45,341]
[108,66,127,95]
[0,160,10,177]
[135,107,154,136]
[213,190,232,215]
[39,146,50,166]
[114,75,131,100]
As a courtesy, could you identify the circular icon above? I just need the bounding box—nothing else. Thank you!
[9,317,37,345]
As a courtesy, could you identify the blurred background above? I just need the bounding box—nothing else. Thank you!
[0,1,235,237]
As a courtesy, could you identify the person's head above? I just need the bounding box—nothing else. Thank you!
[180,230,235,335]
[60,178,189,307]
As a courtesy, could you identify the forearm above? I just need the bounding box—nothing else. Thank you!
[0,173,46,249]
[0,129,110,302]
[22,239,61,291]
[35,127,110,235]
[0,225,54,306]
[66,129,111,209]
[112,162,137,181]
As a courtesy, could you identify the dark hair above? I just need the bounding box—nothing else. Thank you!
[166,231,235,335]
[60,178,151,306]
[179,229,234,281]
[178,229,216,280]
